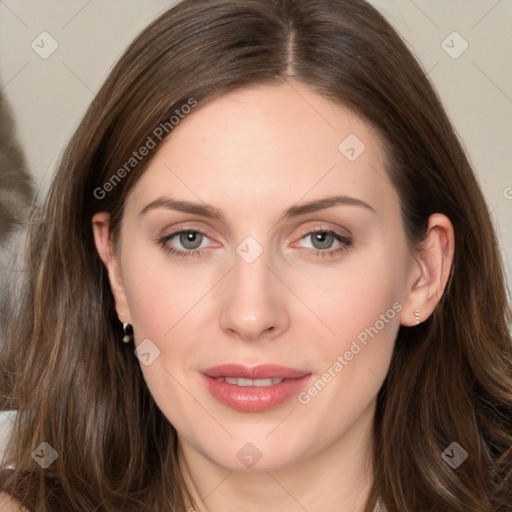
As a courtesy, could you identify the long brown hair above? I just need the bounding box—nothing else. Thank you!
[1,0,511,510]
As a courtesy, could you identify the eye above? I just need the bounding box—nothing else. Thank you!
[295,228,352,258]
[158,229,212,258]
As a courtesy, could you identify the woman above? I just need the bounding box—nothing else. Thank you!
[0,0,511,510]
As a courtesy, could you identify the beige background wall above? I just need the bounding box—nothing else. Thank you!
[0,0,511,291]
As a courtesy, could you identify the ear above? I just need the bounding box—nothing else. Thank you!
[91,212,132,324]
[400,213,455,326]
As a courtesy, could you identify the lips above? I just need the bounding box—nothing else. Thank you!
[201,364,312,412]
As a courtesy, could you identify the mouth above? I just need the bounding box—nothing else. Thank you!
[201,364,312,412]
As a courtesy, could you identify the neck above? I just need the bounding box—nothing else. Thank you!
[178,399,377,512]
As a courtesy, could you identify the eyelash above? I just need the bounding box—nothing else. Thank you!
[158,227,352,260]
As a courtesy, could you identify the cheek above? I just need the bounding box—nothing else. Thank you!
[120,236,218,339]
[288,239,407,409]
[119,246,217,429]
[295,245,406,343]
[289,252,405,444]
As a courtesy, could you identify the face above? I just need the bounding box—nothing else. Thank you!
[97,81,421,473]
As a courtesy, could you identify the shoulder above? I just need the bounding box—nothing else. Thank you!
[0,492,29,511]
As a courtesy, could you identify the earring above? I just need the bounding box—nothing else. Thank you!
[414,309,420,325]
[123,323,134,343]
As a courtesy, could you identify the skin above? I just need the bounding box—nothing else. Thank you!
[93,80,454,512]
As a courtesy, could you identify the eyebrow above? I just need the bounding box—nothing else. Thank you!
[139,194,376,221]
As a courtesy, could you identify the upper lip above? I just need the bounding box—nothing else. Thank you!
[202,364,310,380]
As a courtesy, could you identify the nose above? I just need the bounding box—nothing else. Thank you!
[218,246,289,342]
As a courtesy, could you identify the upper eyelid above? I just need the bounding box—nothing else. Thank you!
[295,224,351,239]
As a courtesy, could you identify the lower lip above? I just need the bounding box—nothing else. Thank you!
[201,374,312,412]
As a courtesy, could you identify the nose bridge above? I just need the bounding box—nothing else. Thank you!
[219,235,287,340]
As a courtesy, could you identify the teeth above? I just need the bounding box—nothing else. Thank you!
[215,377,284,387]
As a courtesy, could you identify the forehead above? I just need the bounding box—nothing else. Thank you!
[126,81,399,222]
